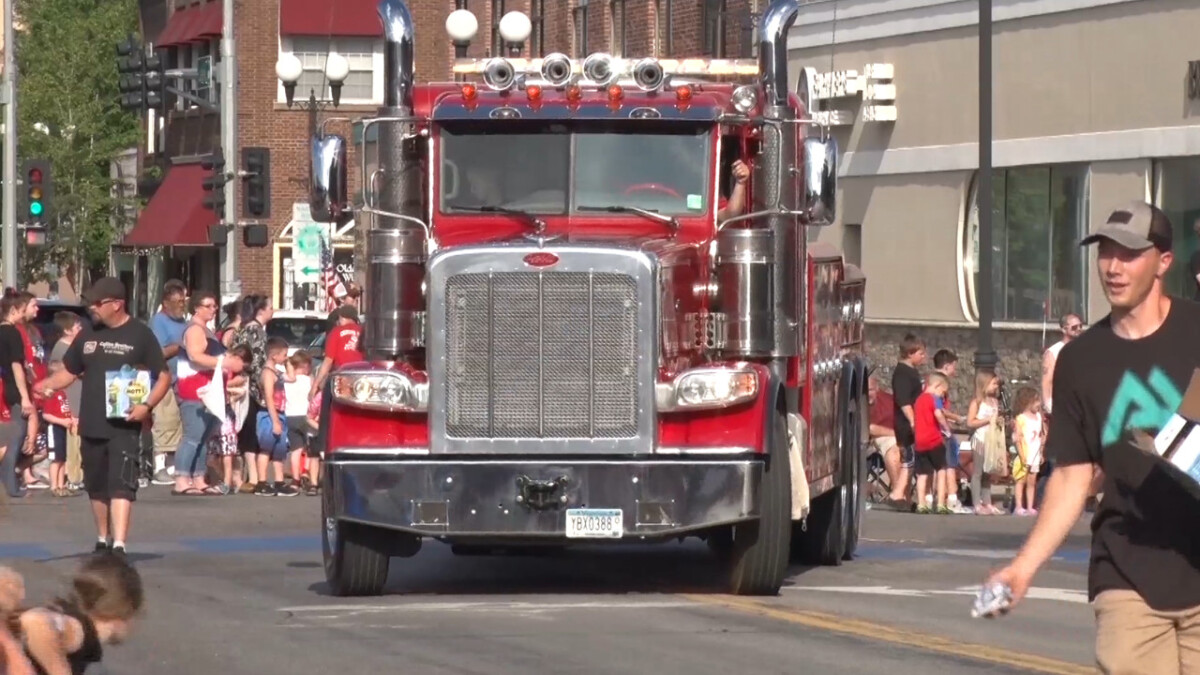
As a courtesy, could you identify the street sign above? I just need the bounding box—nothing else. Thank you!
[198,55,212,88]
[294,217,327,284]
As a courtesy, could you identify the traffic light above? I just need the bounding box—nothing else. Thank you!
[21,159,52,246]
[242,147,270,217]
[144,49,168,113]
[201,149,228,214]
[116,36,146,111]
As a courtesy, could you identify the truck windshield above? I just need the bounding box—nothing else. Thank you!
[440,120,712,217]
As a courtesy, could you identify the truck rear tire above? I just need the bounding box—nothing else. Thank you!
[728,409,792,596]
[843,393,866,560]
[322,491,390,597]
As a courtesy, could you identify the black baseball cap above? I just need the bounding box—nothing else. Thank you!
[1079,201,1173,252]
[81,277,127,305]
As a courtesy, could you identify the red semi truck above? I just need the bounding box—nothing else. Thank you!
[308,0,868,597]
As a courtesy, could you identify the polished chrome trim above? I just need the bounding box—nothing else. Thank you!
[427,244,658,455]
[326,458,761,467]
[378,0,415,109]
[655,446,756,456]
[758,1,801,107]
[333,447,431,457]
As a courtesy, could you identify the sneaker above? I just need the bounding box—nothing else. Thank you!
[111,545,127,559]
[238,482,257,494]
[916,505,932,514]
[275,482,300,497]
[1014,507,1029,516]
[951,504,974,515]
[254,483,277,497]
[94,541,110,553]
[151,469,174,486]
[936,505,952,515]
[300,475,312,492]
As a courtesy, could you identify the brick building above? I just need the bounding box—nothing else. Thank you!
[114,0,767,313]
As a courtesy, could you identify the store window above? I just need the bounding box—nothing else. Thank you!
[1153,158,1200,299]
[962,165,1089,323]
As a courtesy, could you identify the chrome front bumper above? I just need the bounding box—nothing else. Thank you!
[324,456,763,540]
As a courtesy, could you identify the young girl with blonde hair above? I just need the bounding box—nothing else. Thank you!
[966,370,1005,515]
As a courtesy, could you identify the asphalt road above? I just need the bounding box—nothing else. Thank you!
[0,489,1096,674]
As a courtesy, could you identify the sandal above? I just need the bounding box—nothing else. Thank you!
[171,487,203,496]
[196,485,225,496]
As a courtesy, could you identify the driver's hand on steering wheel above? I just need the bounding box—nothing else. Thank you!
[731,160,750,184]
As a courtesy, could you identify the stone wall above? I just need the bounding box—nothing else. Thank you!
[864,323,1059,409]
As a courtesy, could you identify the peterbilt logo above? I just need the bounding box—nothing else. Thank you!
[523,252,559,267]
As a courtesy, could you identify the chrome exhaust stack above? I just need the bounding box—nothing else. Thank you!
[368,0,426,359]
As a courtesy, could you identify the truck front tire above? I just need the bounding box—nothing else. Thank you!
[727,408,792,596]
[322,490,391,597]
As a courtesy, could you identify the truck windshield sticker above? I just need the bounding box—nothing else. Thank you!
[687,194,703,210]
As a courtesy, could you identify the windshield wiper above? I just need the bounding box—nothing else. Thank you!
[452,204,547,232]
[577,205,679,232]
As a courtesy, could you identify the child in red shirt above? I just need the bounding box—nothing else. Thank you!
[913,372,952,514]
[40,362,77,497]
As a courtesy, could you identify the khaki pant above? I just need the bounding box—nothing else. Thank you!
[65,429,82,484]
[1095,589,1200,674]
[151,389,181,455]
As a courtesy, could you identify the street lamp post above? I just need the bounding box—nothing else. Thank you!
[276,51,350,136]
[974,0,998,372]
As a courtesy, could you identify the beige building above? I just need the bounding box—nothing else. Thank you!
[787,0,1200,384]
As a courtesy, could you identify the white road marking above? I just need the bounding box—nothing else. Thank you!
[786,585,1089,604]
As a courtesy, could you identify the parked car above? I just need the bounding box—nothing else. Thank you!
[265,310,328,356]
[32,300,92,345]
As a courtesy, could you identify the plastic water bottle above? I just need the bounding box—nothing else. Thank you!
[972,582,1013,618]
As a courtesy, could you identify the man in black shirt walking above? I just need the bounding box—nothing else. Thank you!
[34,278,170,556]
[987,202,1200,673]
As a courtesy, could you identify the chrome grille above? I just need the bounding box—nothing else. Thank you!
[445,271,639,439]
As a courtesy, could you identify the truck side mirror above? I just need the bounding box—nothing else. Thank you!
[803,135,838,226]
[310,134,349,223]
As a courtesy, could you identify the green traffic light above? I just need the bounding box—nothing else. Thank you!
[30,202,43,216]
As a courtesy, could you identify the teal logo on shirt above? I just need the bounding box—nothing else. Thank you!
[1100,368,1183,447]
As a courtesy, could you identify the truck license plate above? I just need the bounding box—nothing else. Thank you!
[565,509,623,539]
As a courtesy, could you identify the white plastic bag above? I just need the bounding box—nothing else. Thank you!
[200,355,226,419]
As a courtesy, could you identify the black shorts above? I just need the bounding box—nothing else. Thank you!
[238,398,261,452]
[286,416,309,454]
[48,424,68,463]
[81,432,140,501]
[914,445,948,476]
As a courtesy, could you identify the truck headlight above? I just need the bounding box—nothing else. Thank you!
[656,365,759,412]
[333,368,428,412]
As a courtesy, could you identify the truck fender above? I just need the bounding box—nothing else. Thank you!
[788,412,811,521]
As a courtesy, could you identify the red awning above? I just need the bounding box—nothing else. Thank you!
[280,0,383,37]
[156,1,223,47]
[122,164,216,247]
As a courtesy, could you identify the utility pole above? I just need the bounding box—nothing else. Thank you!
[219,0,239,300]
[3,0,18,289]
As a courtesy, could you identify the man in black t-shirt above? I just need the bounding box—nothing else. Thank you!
[886,333,926,508]
[987,202,1200,673]
[34,278,170,558]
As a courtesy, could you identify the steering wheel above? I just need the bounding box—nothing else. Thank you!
[623,183,681,199]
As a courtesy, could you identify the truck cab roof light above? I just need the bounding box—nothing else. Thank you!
[452,57,760,80]
[526,84,543,102]
[566,84,583,104]
[676,85,693,102]
[607,84,624,103]
[461,83,477,101]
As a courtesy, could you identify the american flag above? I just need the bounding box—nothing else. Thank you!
[320,236,345,311]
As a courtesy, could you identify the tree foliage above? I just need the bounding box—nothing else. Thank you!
[13,0,142,284]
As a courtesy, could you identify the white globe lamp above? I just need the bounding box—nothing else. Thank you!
[446,9,479,57]
[275,53,303,106]
[498,11,532,55]
[324,52,350,106]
